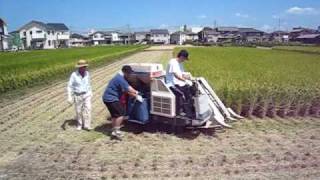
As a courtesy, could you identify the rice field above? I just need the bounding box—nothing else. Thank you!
[0,45,146,93]
[0,46,319,179]
[273,46,320,54]
[178,47,320,118]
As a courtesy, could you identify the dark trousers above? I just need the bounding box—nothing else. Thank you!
[170,85,194,118]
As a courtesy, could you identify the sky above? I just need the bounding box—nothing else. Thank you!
[0,0,319,33]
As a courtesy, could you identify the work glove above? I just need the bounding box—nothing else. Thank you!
[67,95,74,105]
[136,95,144,103]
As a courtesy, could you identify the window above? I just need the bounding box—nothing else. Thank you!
[47,31,50,35]
[48,40,51,46]
[36,30,42,33]
[23,32,26,36]
[29,31,33,35]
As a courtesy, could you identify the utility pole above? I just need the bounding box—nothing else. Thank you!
[278,18,281,31]
[278,18,282,42]
[126,24,131,44]
[214,20,217,29]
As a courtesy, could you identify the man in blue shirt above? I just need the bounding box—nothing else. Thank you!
[102,65,143,140]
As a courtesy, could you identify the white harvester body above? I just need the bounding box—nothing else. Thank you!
[124,63,243,129]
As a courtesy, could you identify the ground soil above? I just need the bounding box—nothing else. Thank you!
[0,46,319,179]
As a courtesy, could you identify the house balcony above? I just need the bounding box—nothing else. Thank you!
[57,34,70,40]
[31,34,47,40]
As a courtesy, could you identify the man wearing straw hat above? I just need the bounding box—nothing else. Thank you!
[67,59,93,131]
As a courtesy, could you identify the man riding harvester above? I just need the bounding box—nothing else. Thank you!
[112,50,244,133]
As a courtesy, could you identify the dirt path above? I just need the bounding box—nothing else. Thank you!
[0,46,320,179]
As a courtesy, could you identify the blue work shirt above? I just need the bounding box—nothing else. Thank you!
[102,72,130,102]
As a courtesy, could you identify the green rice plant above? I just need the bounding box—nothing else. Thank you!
[273,46,320,54]
[0,45,147,93]
[175,47,320,117]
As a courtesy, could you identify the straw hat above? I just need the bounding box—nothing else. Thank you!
[75,59,89,68]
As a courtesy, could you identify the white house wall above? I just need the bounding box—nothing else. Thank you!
[19,25,70,49]
[151,34,170,44]
[111,33,120,42]
[1,24,9,50]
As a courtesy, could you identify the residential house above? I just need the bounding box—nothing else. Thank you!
[19,20,70,49]
[199,27,239,43]
[0,18,9,51]
[89,31,112,45]
[199,26,266,43]
[110,31,121,43]
[216,27,239,35]
[198,27,218,42]
[70,33,90,47]
[149,29,170,44]
[133,32,148,43]
[170,31,186,45]
[270,31,289,43]
[238,28,265,42]
[289,27,317,41]
[119,32,134,44]
[296,34,320,44]
[89,31,122,45]
[185,31,199,42]
[170,31,199,45]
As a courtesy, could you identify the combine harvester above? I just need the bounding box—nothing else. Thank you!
[124,63,244,130]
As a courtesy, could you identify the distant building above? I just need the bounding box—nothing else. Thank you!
[238,28,265,42]
[289,27,317,41]
[0,18,9,51]
[170,31,198,45]
[89,30,133,45]
[185,31,199,42]
[18,20,70,49]
[119,32,134,44]
[198,27,218,42]
[215,27,239,35]
[70,33,89,47]
[198,27,239,43]
[199,26,266,43]
[89,31,111,45]
[133,32,148,43]
[170,31,186,45]
[270,31,289,43]
[109,31,121,43]
[296,34,320,44]
[149,29,170,44]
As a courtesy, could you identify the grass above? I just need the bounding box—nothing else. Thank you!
[273,46,320,54]
[0,45,147,94]
[175,47,320,117]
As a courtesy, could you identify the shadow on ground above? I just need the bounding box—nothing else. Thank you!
[94,118,222,140]
[61,118,77,130]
